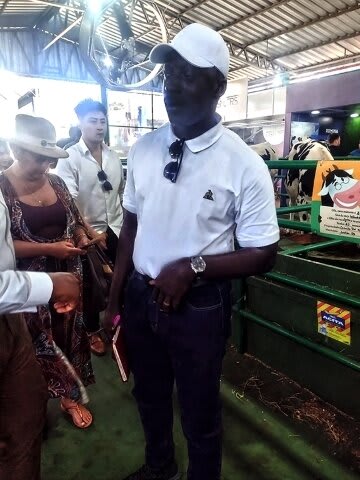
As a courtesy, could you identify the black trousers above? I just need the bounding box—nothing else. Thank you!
[83,226,119,333]
[104,226,119,265]
[0,314,48,480]
[123,271,232,480]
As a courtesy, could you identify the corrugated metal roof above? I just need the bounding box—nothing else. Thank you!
[1,0,360,83]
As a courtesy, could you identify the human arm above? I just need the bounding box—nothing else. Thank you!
[48,272,81,313]
[118,160,125,204]
[13,240,83,259]
[77,222,107,250]
[150,244,278,310]
[0,270,80,314]
[151,156,279,310]
[103,208,137,331]
[53,156,79,199]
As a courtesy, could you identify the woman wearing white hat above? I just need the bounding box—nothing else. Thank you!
[0,114,95,429]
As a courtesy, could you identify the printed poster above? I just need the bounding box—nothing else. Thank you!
[311,161,360,243]
[317,301,351,345]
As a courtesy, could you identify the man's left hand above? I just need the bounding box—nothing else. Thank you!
[149,258,196,312]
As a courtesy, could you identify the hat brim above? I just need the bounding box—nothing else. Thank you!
[9,139,69,159]
[150,43,213,69]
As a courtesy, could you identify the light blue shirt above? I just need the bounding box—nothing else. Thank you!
[0,191,53,314]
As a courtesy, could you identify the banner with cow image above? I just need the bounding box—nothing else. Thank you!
[311,161,360,243]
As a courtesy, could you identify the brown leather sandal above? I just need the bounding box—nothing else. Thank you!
[60,400,93,429]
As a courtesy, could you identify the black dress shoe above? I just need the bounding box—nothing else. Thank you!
[123,462,180,480]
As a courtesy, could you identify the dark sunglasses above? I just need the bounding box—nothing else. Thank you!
[163,138,185,183]
[34,153,54,164]
[97,169,113,191]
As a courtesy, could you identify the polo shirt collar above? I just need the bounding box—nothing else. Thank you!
[167,118,224,153]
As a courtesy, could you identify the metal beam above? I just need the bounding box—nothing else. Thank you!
[0,0,11,14]
[150,0,360,73]
[0,15,33,28]
[32,0,284,74]
[32,0,69,29]
[290,51,360,74]
[175,0,293,29]
[174,0,212,16]
[217,0,293,34]
[155,0,360,73]
[29,0,83,12]
[128,4,286,72]
[274,30,360,60]
[243,3,360,49]
[227,41,285,72]
[43,15,82,50]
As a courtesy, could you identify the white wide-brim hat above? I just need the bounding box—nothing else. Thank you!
[150,23,230,78]
[9,114,69,159]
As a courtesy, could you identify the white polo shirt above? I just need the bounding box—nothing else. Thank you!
[123,121,279,278]
[55,139,124,236]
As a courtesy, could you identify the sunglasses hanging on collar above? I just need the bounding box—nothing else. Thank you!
[97,169,113,191]
[163,138,185,183]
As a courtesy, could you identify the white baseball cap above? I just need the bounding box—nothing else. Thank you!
[150,23,229,78]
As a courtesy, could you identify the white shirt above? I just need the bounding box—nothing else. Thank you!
[54,139,124,236]
[0,191,53,314]
[123,121,279,278]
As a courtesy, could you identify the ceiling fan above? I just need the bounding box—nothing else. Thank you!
[79,0,167,90]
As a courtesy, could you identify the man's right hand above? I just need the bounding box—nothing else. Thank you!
[48,272,80,313]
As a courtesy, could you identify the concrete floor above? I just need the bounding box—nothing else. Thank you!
[42,353,359,480]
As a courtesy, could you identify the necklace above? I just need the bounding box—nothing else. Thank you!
[19,180,47,206]
[28,193,44,206]
[7,168,47,206]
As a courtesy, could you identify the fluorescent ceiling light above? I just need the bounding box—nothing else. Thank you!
[272,74,283,87]
[311,110,320,115]
[103,56,113,67]
[350,113,359,118]
[88,0,102,14]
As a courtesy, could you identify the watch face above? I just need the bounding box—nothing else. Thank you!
[192,256,206,272]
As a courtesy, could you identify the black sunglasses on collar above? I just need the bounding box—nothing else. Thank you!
[163,138,185,183]
[97,169,113,191]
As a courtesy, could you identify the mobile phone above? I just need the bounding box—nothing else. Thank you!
[80,238,101,249]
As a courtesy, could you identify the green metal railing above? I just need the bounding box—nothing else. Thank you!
[264,271,360,308]
[238,310,360,372]
[267,159,317,232]
[276,205,311,215]
[233,158,360,372]
[280,238,342,256]
[278,219,312,231]
[266,160,318,169]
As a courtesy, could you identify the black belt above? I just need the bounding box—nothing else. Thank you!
[132,270,216,288]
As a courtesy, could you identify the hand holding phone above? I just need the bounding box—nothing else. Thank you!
[80,237,103,249]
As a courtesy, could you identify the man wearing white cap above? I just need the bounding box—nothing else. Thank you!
[106,23,279,480]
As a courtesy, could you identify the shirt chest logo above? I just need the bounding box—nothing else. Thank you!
[203,189,214,201]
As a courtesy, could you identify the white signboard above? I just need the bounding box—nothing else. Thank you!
[217,79,248,122]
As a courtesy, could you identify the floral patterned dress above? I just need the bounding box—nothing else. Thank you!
[0,173,94,402]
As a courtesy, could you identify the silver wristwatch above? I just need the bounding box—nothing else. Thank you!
[190,256,206,276]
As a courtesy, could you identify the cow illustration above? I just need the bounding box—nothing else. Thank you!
[285,139,334,221]
[318,167,360,209]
